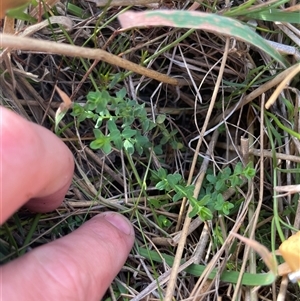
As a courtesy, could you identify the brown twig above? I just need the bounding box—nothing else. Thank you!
[0,33,182,85]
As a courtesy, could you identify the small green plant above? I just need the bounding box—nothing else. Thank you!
[72,88,155,155]
[199,162,255,216]
[151,168,213,221]
[71,87,184,157]
[71,87,255,222]
[151,162,256,221]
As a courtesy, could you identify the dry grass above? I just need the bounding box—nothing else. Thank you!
[1,1,300,300]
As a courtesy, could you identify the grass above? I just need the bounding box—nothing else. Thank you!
[1,0,300,300]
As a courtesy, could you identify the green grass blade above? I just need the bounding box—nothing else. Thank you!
[244,9,300,23]
[138,248,276,286]
[118,10,289,67]
[265,111,300,140]
[19,214,41,256]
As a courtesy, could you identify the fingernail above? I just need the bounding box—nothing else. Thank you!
[103,212,133,235]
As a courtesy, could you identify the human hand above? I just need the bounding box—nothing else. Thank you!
[0,107,135,300]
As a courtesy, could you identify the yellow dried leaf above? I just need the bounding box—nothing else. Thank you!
[279,231,300,273]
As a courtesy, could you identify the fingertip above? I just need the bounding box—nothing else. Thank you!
[24,179,73,213]
[1,213,135,301]
[0,106,74,221]
[83,212,135,252]
[96,212,135,236]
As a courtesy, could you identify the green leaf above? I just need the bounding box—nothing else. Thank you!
[141,118,150,132]
[156,114,166,124]
[244,164,256,179]
[123,139,134,154]
[71,103,84,116]
[148,198,161,209]
[123,116,135,127]
[6,5,37,22]
[138,248,277,286]
[206,174,217,184]
[93,128,104,139]
[157,168,168,179]
[189,205,200,218]
[96,91,110,113]
[167,173,182,187]
[222,201,234,215]
[198,206,213,220]
[170,140,184,150]
[156,179,169,191]
[102,141,112,154]
[108,121,123,150]
[90,129,111,153]
[86,91,102,110]
[243,9,300,24]
[95,117,104,128]
[234,162,243,175]
[107,119,120,135]
[90,139,107,150]
[216,179,226,192]
[115,87,127,99]
[67,2,90,19]
[173,191,184,202]
[153,144,163,155]
[214,193,224,210]
[230,175,242,187]
[222,167,232,178]
[119,10,288,67]
[198,195,211,206]
[158,215,172,227]
[135,132,150,155]
[122,127,137,139]
[108,74,123,90]
[185,185,195,197]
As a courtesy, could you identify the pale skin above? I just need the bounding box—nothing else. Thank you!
[0,107,135,300]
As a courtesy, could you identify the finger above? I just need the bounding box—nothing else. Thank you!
[1,212,135,301]
[0,107,74,223]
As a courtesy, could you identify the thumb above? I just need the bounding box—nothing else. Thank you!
[1,212,135,301]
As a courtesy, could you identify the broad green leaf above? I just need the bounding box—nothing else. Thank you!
[230,175,242,187]
[139,248,277,286]
[198,194,211,206]
[173,191,184,202]
[234,162,243,175]
[66,2,90,19]
[189,204,200,218]
[241,9,300,24]
[157,168,168,179]
[122,127,137,139]
[158,215,172,227]
[216,179,226,192]
[156,114,166,124]
[93,128,104,139]
[167,173,182,186]
[198,206,213,220]
[156,179,169,191]
[266,110,300,140]
[123,139,134,154]
[115,87,127,99]
[206,174,217,184]
[102,141,112,154]
[222,201,234,215]
[119,10,288,67]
